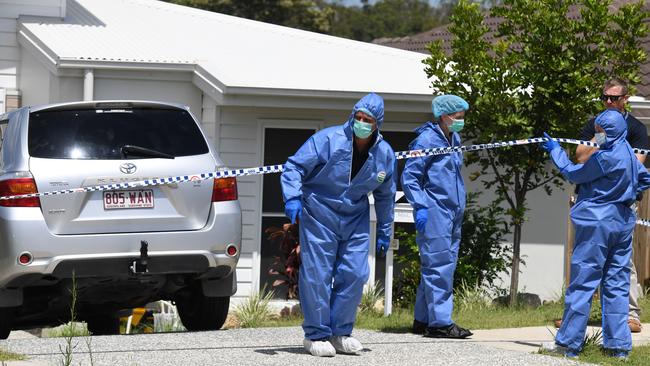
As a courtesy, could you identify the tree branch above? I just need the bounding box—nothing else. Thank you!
[487,150,516,210]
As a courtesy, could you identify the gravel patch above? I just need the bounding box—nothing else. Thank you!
[0,327,594,366]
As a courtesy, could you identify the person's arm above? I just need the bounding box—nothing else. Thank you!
[373,155,397,246]
[575,139,597,163]
[636,158,650,193]
[635,153,646,164]
[550,147,605,184]
[575,118,597,163]
[281,135,327,202]
[400,140,431,211]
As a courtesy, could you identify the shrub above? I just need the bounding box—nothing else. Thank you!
[264,223,300,300]
[359,281,384,315]
[234,286,275,328]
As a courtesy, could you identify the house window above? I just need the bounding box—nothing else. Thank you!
[260,127,316,299]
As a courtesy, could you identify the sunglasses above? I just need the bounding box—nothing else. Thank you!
[600,94,625,102]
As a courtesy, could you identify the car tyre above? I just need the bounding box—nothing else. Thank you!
[86,315,120,335]
[0,307,15,339]
[177,291,229,331]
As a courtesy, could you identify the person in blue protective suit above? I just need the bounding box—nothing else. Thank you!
[541,109,650,360]
[401,94,473,339]
[281,92,396,357]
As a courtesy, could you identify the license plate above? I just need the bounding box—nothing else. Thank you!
[103,190,154,209]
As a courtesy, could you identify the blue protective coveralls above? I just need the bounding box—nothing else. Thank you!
[401,121,465,328]
[548,109,650,352]
[281,93,397,340]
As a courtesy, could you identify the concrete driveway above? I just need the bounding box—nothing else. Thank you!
[0,326,599,366]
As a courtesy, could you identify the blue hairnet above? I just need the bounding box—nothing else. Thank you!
[431,95,469,119]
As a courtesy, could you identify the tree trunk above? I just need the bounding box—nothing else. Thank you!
[509,222,522,306]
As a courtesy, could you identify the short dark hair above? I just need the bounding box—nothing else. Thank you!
[603,78,629,95]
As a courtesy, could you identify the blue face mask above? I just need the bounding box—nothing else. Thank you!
[595,132,607,146]
[449,118,464,133]
[353,119,374,139]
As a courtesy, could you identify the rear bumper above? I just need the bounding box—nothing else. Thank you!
[0,201,241,288]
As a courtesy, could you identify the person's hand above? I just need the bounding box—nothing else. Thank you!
[415,208,428,233]
[284,198,302,224]
[542,132,560,152]
[376,232,390,257]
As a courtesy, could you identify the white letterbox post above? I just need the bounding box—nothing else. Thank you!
[369,192,414,316]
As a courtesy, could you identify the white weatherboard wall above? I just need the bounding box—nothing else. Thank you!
[0,0,66,108]
[0,17,18,91]
[0,0,66,19]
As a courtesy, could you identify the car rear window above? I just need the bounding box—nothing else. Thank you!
[28,108,209,159]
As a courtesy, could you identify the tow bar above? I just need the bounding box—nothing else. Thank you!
[130,240,149,274]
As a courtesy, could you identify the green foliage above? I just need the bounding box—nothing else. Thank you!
[454,280,493,312]
[164,0,333,33]
[234,286,275,328]
[42,322,90,338]
[393,192,511,308]
[359,281,384,315]
[392,227,422,308]
[457,193,511,288]
[424,0,649,304]
[0,349,24,361]
[327,0,449,42]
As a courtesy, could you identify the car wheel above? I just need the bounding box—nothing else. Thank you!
[0,307,15,339]
[177,291,229,331]
[86,316,120,335]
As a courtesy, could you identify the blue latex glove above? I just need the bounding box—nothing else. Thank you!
[376,232,390,257]
[284,198,302,224]
[542,132,560,152]
[415,208,428,233]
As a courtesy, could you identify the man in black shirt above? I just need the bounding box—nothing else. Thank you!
[574,78,648,333]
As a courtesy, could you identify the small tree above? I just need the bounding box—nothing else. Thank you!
[424,0,648,305]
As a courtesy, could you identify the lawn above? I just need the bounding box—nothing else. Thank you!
[0,349,24,361]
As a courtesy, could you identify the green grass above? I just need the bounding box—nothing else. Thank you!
[541,343,650,365]
[0,349,24,361]
[575,344,650,365]
[539,295,650,365]
[41,321,90,338]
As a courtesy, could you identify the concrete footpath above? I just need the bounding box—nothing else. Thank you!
[0,323,648,366]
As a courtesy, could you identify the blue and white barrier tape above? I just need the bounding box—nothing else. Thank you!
[0,137,648,202]
[636,219,650,228]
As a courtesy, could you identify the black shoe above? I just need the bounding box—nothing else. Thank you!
[412,319,427,334]
[424,323,473,339]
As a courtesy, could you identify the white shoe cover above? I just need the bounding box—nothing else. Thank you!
[330,335,363,355]
[303,338,336,357]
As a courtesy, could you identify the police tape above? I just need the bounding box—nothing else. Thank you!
[1,136,649,202]
[636,219,650,228]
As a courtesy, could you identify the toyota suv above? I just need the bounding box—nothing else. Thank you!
[0,101,241,338]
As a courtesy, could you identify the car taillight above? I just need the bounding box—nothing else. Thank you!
[212,177,238,202]
[0,178,40,207]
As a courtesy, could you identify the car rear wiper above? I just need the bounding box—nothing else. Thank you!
[121,145,175,159]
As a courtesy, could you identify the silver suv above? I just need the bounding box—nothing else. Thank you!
[0,101,241,337]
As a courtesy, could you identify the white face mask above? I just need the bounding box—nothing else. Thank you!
[595,132,607,146]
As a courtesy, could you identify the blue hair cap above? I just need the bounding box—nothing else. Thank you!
[431,94,469,119]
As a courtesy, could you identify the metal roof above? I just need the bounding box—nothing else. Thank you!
[19,0,433,97]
